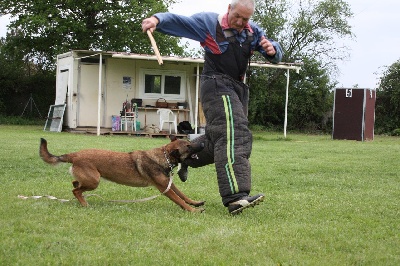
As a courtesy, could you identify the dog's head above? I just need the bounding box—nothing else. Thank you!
[166,135,204,164]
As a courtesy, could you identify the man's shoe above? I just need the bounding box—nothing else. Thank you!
[177,163,188,182]
[228,194,265,215]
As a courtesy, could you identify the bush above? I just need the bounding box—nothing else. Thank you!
[0,115,44,125]
[392,128,400,136]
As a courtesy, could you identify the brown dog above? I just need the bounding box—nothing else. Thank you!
[39,136,205,212]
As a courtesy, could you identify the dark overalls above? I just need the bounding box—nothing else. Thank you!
[185,25,255,206]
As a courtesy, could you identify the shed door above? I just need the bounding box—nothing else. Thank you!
[364,89,376,140]
[77,64,105,127]
[56,67,69,105]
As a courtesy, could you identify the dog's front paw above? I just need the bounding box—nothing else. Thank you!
[190,200,205,207]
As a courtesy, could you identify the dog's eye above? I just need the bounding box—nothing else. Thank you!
[170,149,180,158]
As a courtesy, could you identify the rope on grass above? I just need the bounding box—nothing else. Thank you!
[18,194,73,203]
[18,193,162,204]
[17,174,174,204]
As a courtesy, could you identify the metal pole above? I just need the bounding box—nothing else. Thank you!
[97,53,102,136]
[194,64,200,134]
[186,78,194,125]
[30,93,33,114]
[284,69,290,138]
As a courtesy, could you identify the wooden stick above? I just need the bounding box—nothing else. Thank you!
[147,30,163,65]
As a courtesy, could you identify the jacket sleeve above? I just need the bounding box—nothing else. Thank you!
[154,12,219,43]
[250,22,284,64]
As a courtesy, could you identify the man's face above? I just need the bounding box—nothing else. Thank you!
[227,3,254,32]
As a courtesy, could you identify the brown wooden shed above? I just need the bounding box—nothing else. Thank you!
[332,88,376,141]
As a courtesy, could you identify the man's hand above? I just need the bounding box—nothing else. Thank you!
[260,36,276,56]
[142,16,159,33]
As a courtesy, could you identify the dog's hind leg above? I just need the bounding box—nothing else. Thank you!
[70,165,100,207]
[72,186,89,206]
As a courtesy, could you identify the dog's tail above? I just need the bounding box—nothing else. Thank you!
[39,138,68,165]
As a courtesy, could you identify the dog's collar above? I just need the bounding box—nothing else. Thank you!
[163,147,176,175]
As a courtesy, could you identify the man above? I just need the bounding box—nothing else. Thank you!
[142,0,283,215]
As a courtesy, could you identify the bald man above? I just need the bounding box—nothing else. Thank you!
[142,0,283,215]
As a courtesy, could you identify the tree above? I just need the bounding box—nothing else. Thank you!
[0,0,184,117]
[248,58,334,132]
[375,59,400,134]
[0,38,55,117]
[286,58,335,132]
[0,38,20,114]
[248,0,353,131]
[0,0,183,69]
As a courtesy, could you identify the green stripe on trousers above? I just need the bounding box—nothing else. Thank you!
[222,95,239,194]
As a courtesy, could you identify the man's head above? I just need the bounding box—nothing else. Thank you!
[228,0,255,32]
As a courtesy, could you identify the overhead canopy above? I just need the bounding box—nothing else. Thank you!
[111,52,301,71]
[73,51,302,136]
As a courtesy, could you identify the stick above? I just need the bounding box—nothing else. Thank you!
[147,30,163,65]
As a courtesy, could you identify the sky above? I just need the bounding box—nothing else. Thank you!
[1,0,399,90]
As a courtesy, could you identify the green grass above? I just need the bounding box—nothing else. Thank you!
[0,125,399,265]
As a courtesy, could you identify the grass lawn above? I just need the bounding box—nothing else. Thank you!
[0,125,399,265]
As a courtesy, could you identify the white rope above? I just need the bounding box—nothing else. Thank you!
[17,175,174,204]
[18,194,72,202]
[109,175,173,203]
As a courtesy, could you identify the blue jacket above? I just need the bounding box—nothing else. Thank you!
[154,12,283,64]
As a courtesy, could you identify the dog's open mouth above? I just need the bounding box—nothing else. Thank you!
[191,154,199,159]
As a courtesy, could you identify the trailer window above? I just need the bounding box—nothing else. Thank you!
[145,75,161,94]
[140,69,186,100]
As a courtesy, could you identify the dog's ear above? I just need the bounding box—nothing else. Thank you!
[169,135,178,142]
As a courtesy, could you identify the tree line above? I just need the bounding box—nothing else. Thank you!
[0,0,398,134]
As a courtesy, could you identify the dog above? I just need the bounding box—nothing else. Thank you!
[39,135,205,212]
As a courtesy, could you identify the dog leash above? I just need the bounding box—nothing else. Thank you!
[17,176,173,204]
[17,175,174,204]
[18,194,72,202]
[108,173,174,203]
[17,194,112,203]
